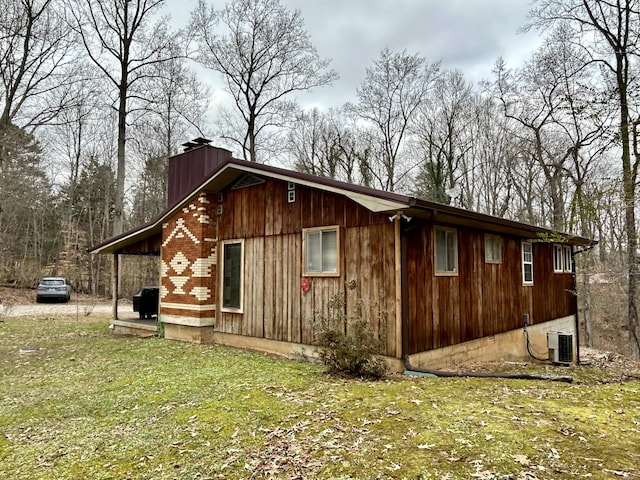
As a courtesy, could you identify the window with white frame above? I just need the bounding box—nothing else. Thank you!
[221,240,244,311]
[485,234,502,264]
[435,227,458,274]
[563,245,573,272]
[522,241,534,285]
[303,226,339,276]
[553,244,564,272]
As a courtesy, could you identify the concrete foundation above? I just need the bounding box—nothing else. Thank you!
[164,322,216,344]
[406,315,577,370]
[110,319,158,338]
[111,314,577,373]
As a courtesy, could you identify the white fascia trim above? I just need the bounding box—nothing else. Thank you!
[219,164,408,213]
[90,223,159,254]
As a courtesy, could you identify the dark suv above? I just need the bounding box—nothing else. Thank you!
[36,277,72,303]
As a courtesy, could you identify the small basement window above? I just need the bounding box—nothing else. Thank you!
[303,226,339,276]
[435,227,458,275]
[485,234,502,264]
[522,241,534,285]
[221,240,244,312]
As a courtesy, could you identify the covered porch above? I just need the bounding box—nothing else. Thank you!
[94,220,163,338]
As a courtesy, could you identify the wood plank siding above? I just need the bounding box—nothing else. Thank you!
[214,176,575,358]
[216,178,398,357]
[405,225,577,355]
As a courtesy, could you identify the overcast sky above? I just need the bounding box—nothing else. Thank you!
[173,0,542,110]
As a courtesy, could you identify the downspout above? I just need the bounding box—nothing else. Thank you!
[389,211,411,360]
[394,215,402,359]
[573,252,581,366]
[401,226,409,358]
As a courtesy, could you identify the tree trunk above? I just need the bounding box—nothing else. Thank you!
[114,84,127,236]
[620,67,640,359]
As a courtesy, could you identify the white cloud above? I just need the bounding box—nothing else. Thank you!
[168,0,543,110]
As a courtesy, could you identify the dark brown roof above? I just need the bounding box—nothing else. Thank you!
[90,150,595,254]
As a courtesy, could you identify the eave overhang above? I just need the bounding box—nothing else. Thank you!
[89,158,595,255]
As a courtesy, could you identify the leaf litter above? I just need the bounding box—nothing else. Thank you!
[0,316,639,479]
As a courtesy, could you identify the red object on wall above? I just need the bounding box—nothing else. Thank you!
[301,277,311,293]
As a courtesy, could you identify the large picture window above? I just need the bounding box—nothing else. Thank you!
[221,240,243,311]
[522,241,534,285]
[303,226,339,276]
[435,227,458,275]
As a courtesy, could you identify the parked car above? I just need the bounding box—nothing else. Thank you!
[133,287,159,319]
[36,277,72,303]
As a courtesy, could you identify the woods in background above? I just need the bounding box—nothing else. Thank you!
[0,0,638,357]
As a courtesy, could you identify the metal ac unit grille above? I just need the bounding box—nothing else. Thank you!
[547,332,573,365]
[557,333,573,364]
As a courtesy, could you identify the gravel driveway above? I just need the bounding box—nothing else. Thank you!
[2,300,133,318]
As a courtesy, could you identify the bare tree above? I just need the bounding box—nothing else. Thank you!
[529,0,640,359]
[190,0,337,163]
[348,48,440,192]
[141,54,210,161]
[67,0,177,236]
[0,0,76,130]
[286,107,371,185]
[489,54,571,230]
[129,52,210,224]
[464,95,517,217]
[411,69,473,205]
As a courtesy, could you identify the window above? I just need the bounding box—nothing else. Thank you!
[485,234,502,263]
[221,240,243,311]
[435,227,458,274]
[303,226,339,276]
[553,244,573,273]
[522,241,533,285]
[553,244,564,272]
[563,245,573,272]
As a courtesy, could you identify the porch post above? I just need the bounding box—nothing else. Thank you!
[112,254,119,320]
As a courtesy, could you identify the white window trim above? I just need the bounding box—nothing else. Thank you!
[485,234,502,264]
[220,239,244,313]
[302,225,340,277]
[434,227,458,276]
[522,241,534,285]
[553,244,564,273]
[563,245,573,272]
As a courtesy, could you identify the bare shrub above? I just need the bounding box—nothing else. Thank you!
[311,292,388,378]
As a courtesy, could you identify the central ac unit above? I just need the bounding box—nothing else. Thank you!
[547,332,573,365]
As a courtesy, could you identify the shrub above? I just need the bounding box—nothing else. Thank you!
[312,292,388,378]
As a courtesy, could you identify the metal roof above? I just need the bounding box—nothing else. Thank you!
[89,152,595,255]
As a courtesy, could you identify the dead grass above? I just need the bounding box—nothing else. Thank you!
[0,315,639,479]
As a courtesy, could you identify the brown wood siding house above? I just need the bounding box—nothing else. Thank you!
[91,144,592,370]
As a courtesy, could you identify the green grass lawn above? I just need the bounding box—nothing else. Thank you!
[0,315,638,480]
